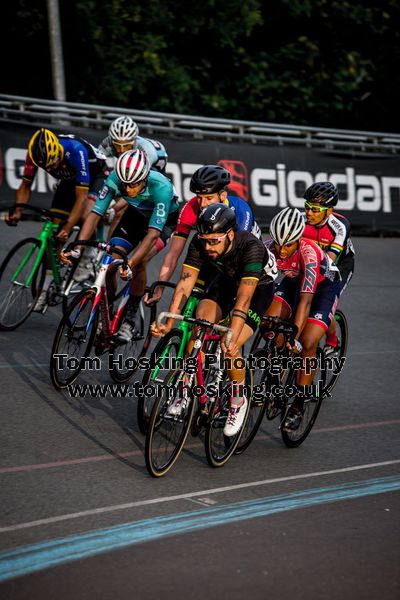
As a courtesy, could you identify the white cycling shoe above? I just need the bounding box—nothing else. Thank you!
[223,397,248,437]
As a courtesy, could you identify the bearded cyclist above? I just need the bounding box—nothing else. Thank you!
[302,182,354,348]
[265,207,341,432]
[61,148,179,343]
[5,128,107,311]
[151,204,277,437]
[145,164,262,304]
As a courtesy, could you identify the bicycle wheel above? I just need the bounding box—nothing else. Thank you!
[205,369,252,468]
[281,348,325,448]
[0,238,46,331]
[138,328,184,435]
[234,350,268,454]
[109,302,145,383]
[145,368,196,477]
[321,310,348,398]
[50,289,98,389]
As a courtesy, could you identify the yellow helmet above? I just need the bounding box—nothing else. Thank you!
[28,128,64,168]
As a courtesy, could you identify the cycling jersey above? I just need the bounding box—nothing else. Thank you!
[265,238,340,293]
[174,195,261,240]
[302,212,355,263]
[92,169,178,232]
[23,135,106,191]
[184,230,277,285]
[98,135,168,173]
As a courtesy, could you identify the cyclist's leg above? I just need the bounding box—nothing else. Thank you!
[326,257,354,345]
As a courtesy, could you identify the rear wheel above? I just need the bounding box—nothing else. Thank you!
[145,368,196,477]
[50,289,98,389]
[0,238,46,331]
[321,310,348,398]
[138,328,184,434]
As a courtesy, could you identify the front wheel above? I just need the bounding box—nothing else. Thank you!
[50,289,98,389]
[145,368,196,477]
[138,328,184,435]
[0,238,46,331]
[321,310,348,398]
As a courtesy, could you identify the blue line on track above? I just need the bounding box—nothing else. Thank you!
[0,474,399,582]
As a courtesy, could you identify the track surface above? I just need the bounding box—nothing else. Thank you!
[0,223,399,599]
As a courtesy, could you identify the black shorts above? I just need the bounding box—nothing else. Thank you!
[203,274,275,332]
[111,204,179,252]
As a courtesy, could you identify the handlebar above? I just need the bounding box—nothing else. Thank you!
[157,311,233,349]
[260,315,298,345]
[147,280,177,297]
[9,203,67,221]
[65,239,129,269]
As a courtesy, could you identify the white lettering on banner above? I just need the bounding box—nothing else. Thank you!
[4,148,400,214]
[286,170,314,208]
[381,178,400,213]
[250,169,278,206]
[356,176,381,212]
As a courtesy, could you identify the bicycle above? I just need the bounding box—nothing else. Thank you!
[50,240,146,388]
[144,311,253,477]
[137,281,201,435]
[0,204,91,331]
[235,316,325,451]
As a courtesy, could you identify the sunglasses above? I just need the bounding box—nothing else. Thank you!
[197,232,228,246]
[304,201,330,213]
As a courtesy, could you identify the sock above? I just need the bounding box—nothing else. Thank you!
[231,380,245,407]
[42,270,53,292]
[325,332,338,347]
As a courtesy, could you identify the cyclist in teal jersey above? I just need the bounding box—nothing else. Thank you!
[62,149,179,342]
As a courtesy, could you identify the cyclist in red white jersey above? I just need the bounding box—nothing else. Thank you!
[265,207,341,432]
[302,182,354,347]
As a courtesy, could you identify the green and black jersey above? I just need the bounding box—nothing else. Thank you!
[183,230,277,287]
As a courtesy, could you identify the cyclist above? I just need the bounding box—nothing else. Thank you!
[265,207,341,432]
[302,181,355,348]
[61,148,179,343]
[5,128,108,311]
[98,115,168,173]
[151,203,277,437]
[145,164,261,304]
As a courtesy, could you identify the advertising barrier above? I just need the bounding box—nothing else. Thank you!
[1,121,399,232]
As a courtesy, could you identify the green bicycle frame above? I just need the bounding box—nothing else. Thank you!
[12,221,61,288]
[150,289,202,380]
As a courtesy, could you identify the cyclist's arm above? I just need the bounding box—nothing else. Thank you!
[157,235,187,283]
[61,186,88,236]
[129,228,160,269]
[230,277,258,343]
[6,179,32,225]
[167,265,198,324]
[293,292,313,340]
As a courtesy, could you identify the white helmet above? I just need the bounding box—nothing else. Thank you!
[269,207,305,246]
[116,149,150,184]
[109,116,139,143]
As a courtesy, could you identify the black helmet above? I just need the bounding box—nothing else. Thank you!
[197,203,237,235]
[304,182,338,207]
[190,165,231,195]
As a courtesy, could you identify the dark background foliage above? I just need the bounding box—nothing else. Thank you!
[3,0,400,132]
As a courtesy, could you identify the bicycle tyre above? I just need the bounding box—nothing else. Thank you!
[109,302,145,384]
[234,350,268,455]
[0,238,46,331]
[322,309,348,398]
[281,348,325,448]
[138,328,184,435]
[145,368,196,477]
[204,369,252,468]
[50,288,98,389]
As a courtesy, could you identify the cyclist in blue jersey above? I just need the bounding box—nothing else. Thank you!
[5,128,108,310]
[61,149,179,342]
[145,164,262,304]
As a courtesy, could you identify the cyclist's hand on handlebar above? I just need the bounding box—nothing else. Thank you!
[143,287,163,306]
[150,320,171,338]
[221,334,239,357]
[5,211,21,227]
[119,264,133,281]
[60,248,81,266]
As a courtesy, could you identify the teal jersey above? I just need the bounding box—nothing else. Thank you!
[93,169,178,231]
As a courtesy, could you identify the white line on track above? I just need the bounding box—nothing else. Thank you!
[1,459,399,534]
